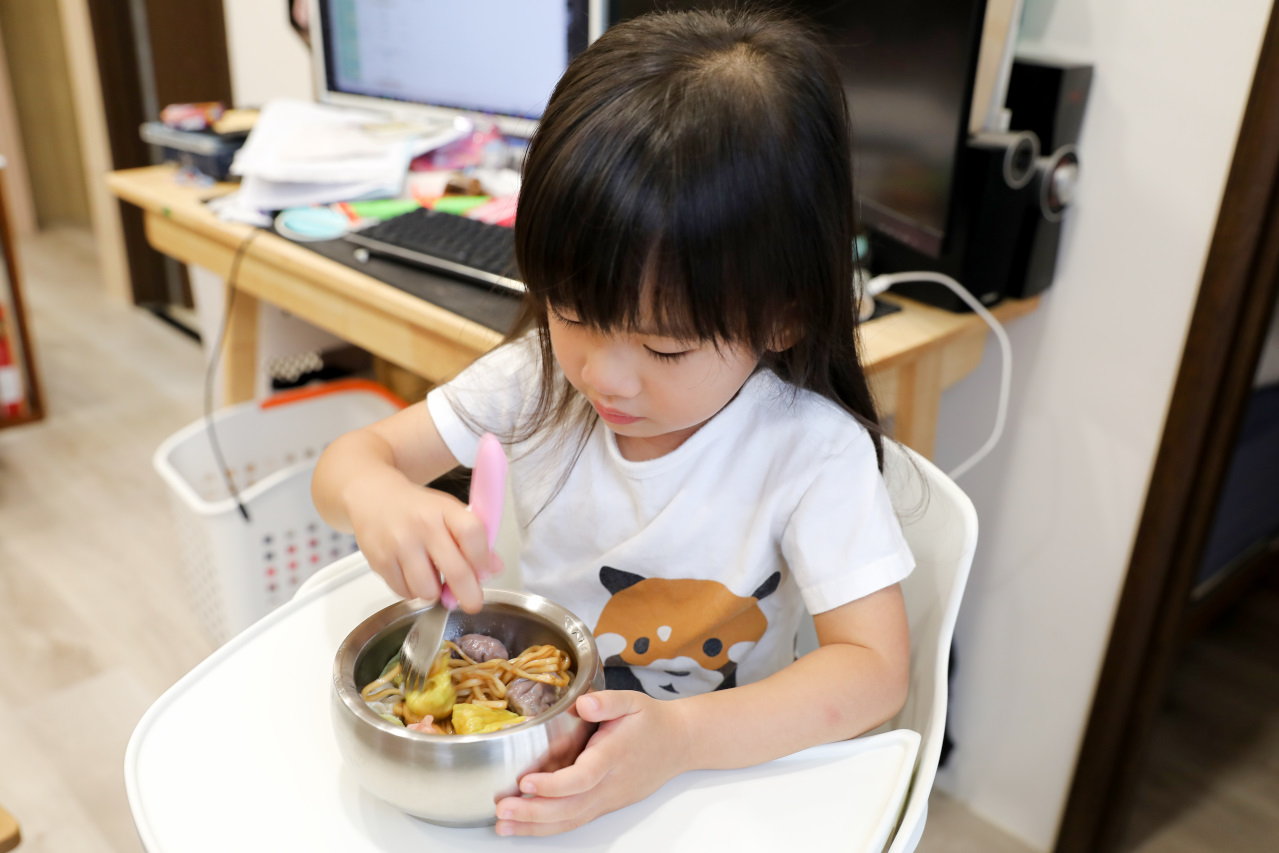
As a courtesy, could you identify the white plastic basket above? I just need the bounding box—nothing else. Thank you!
[153,380,404,644]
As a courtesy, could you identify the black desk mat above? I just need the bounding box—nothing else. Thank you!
[298,235,524,334]
[286,232,900,333]
[867,298,901,322]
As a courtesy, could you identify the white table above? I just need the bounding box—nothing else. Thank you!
[126,556,920,852]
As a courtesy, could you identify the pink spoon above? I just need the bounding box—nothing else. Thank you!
[401,433,507,693]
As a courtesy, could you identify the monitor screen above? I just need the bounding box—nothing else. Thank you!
[608,1,987,257]
[319,0,589,123]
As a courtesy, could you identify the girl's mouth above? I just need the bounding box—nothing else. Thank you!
[593,404,642,425]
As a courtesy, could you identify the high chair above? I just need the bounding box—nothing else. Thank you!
[882,442,979,851]
[796,441,977,852]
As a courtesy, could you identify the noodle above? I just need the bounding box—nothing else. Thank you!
[444,641,572,709]
[362,638,575,733]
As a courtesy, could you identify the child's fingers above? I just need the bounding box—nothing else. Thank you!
[446,506,493,580]
[481,551,505,581]
[425,528,484,613]
[398,545,441,603]
[519,750,610,799]
[379,555,410,599]
[494,792,596,837]
[495,815,584,837]
[575,690,644,723]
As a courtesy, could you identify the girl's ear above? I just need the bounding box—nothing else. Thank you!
[767,308,802,352]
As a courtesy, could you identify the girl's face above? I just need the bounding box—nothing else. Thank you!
[547,306,759,460]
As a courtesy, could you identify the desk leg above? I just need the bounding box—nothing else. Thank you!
[0,801,20,853]
[893,350,942,459]
[222,287,259,404]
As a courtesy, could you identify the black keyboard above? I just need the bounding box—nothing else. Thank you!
[344,207,522,293]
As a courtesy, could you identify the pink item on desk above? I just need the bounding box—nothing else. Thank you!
[160,101,224,131]
[466,195,519,227]
[411,126,505,171]
[406,170,454,202]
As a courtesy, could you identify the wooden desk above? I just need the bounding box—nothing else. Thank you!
[107,165,1038,458]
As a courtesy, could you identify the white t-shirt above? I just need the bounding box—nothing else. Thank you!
[426,338,914,699]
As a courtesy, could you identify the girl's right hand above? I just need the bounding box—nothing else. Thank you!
[344,470,498,613]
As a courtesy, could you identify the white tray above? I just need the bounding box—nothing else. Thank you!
[126,555,920,852]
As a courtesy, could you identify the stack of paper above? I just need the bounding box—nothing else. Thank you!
[213,99,470,224]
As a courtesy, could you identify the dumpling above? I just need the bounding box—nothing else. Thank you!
[404,649,456,721]
[506,678,559,717]
[456,633,509,662]
[452,703,525,734]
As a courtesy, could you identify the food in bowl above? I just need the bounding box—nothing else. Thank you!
[331,591,605,826]
[360,635,575,735]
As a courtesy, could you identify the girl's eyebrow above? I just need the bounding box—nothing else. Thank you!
[634,325,695,342]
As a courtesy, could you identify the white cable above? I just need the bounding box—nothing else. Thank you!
[864,272,1013,480]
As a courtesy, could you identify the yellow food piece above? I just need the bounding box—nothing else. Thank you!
[404,650,457,721]
[452,703,526,734]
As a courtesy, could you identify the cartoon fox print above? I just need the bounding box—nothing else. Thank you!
[593,566,782,697]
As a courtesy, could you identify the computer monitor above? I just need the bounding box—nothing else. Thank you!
[312,0,595,138]
[607,1,989,258]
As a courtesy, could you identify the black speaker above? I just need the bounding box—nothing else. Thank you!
[874,130,1042,311]
[1005,57,1094,152]
[873,57,1093,309]
[1002,58,1093,299]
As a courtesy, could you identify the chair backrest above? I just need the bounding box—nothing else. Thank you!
[881,441,979,851]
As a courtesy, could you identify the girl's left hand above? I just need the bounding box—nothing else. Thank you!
[494,690,692,836]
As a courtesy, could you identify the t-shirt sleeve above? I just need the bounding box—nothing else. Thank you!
[425,336,541,468]
[781,430,915,614]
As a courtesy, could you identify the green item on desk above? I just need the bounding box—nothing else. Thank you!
[432,195,491,215]
[347,199,422,220]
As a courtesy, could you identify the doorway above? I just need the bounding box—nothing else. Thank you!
[1055,4,1279,851]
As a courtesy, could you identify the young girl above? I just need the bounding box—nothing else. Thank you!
[313,7,913,837]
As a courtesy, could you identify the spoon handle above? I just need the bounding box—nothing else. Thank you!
[440,433,507,609]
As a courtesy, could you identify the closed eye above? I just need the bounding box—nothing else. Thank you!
[645,346,690,363]
[549,305,581,326]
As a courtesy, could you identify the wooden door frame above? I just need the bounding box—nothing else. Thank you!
[83,0,232,307]
[1055,4,1279,852]
[0,164,43,425]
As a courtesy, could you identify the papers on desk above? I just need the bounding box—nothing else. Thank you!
[214,99,471,222]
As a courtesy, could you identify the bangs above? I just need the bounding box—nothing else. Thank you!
[516,131,769,349]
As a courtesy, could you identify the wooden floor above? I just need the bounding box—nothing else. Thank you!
[0,227,1271,853]
[0,228,215,853]
[1120,577,1279,853]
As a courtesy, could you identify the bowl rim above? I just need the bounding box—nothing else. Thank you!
[333,589,598,744]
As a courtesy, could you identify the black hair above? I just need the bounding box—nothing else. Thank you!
[460,5,886,475]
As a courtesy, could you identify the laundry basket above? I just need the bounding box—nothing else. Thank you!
[153,380,404,644]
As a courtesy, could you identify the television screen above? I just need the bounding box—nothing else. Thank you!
[320,0,590,121]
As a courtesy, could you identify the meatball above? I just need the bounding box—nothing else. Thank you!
[456,633,508,663]
[506,678,559,717]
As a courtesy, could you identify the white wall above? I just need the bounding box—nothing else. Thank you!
[931,0,1273,848]
[222,0,313,107]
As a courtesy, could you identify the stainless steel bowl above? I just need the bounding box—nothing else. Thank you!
[331,589,604,827]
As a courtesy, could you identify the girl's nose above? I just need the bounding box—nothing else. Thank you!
[581,346,641,399]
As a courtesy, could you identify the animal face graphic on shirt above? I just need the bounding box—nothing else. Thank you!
[593,567,781,697]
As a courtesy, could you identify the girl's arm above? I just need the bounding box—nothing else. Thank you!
[495,583,910,836]
[311,403,496,610]
[679,582,909,768]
